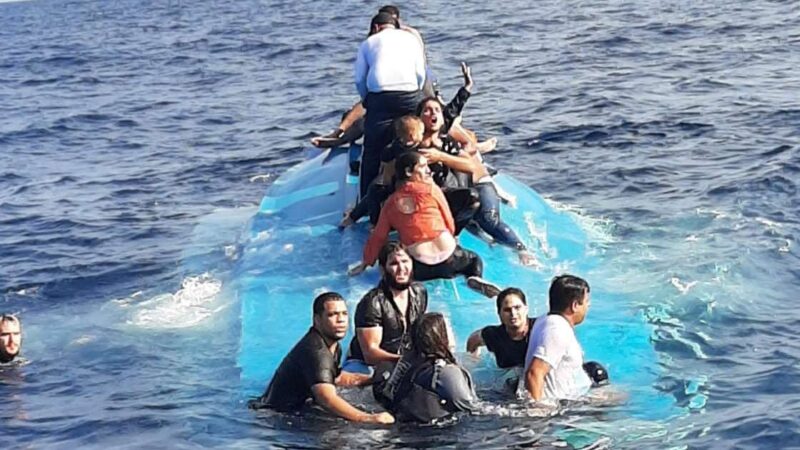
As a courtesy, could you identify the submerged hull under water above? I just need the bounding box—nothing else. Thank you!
[234,145,677,422]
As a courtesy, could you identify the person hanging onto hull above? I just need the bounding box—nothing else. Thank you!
[373,313,478,423]
[349,151,501,298]
[249,292,394,424]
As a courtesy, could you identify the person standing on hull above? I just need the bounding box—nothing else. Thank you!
[354,11,426,198]
[373,313,478,423]
[249,292,394,424]
[349,151,501,298]
[343,242,428,375]
[522,275,593,402]
[467,287,535,369]
[0,314,22,364]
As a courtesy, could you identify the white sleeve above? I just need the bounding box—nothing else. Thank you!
[531,322,568,369]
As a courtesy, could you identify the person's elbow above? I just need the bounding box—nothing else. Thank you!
[311,383,336,408]
[466,331,482,353]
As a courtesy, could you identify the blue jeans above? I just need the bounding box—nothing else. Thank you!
[474,182,525,250]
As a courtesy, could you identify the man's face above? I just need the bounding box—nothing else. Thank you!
[383,249,413,290]
[573,292,591,325]
[499,294,528,330]
[0,320,22,360]
[314,300,349,341]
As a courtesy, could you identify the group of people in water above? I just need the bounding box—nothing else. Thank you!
[249,6,609,424]
[249,242,604,424]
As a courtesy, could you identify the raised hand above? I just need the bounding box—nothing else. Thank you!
[461,62,473,92]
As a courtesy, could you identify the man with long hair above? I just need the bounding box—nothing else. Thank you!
[343,242,428,374]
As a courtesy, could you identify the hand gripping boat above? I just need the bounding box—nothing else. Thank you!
[234,144,677,425]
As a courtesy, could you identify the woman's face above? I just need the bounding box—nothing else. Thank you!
[409,156,432,183]
[419,100,444,133]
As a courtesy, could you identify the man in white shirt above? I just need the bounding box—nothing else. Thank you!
[354,11,426,198]
[523,275,593,402]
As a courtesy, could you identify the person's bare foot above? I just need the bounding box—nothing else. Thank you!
[338,210,354,229]
[476,137,498,153]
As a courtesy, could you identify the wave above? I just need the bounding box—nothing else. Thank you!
[116,273,224,329]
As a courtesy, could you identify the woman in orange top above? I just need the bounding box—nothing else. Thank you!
[350,151,500,298]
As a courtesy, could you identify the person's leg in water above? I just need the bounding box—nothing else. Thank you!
[443,187,480,235]
[473,183,539,267]
[412,247,501,298]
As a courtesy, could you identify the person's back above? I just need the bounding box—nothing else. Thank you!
[524,314,591,400]
[374,313,477,423]
[357,28,425,97]
[393,358,476,423]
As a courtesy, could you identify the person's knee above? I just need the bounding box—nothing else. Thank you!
[479,207,500,227]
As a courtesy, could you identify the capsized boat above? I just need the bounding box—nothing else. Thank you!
[234,144,675,421]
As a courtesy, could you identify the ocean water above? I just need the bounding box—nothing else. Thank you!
[1,0,799,448]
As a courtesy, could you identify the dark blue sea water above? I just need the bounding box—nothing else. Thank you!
[1,0,799,448]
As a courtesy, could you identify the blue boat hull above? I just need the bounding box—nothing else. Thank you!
[234,145,675,421]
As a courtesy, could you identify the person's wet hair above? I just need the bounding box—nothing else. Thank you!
[369,12,399,36]
[415,96,443,117]
[0,314,19,327]
[496,287,526,313]
[395,151,424,181]
[412,313,456,364]
[312,292,344,316]
[548,275,590,314]
[378,241,408,268]
[379,5,400,18]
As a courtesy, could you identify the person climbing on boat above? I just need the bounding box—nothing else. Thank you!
[342,242,428,375]
[349,151,501,298]
[341,114,482,235]
[372,313,478,423]
[248,292,395,424]
[341,115,425,227]
[522,275,593,402]
[354,11,425,198]
[466,287,535,369]
[415,64,538,266]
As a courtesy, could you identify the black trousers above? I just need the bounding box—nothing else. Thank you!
[443,187,480,235]
[412,246,483,282]
[361,90,422,198]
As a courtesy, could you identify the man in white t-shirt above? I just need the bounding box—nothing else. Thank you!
[522,275,593,401]
[353,11,426,198]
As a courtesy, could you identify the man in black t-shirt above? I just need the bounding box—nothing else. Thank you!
[466,287,534,369]
[249,292,394,424]
[343,242,428,375]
